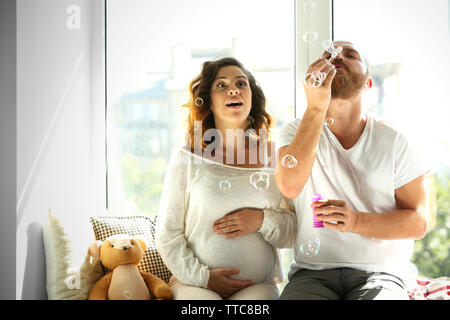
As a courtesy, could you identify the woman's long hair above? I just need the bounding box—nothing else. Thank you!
[183,57,273,151]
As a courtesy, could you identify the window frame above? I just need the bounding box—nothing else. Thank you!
[89,0,108,212]
[295,0,332,117]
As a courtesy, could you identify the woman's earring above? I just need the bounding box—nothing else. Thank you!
[194,97,204,107]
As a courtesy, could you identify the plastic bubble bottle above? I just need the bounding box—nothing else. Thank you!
[312,194,324,228]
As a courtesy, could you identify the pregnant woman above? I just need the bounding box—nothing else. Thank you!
[156,57,296,300]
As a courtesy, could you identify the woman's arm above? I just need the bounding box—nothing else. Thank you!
[155,151,210,288]
[213,197,297,248]
[260,197,297,248]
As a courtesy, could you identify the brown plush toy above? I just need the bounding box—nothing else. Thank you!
[87,234,172,300]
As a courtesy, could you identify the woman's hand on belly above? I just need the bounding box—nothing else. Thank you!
[207,268,253,299]
[213,208,264,239]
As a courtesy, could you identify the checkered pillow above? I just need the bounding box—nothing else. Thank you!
[89,215,172,283]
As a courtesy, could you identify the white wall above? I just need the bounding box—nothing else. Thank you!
[16,0,105,299]
[0,0,17,300]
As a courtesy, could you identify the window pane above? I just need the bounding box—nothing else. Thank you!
[106,0,295,216]
[334,0,450,278]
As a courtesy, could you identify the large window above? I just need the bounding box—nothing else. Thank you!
[105,0,449,282]
[334,0,450,278]
[106,0,295,216]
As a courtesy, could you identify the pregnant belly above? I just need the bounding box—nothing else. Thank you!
[191,232,276,283]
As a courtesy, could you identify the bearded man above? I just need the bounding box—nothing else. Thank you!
[275,41,429,300]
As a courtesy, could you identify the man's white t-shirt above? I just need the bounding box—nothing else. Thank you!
[278,114,427,289]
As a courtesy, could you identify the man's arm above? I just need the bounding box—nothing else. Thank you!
[315,174,429,240]
[276,109,327,199]
[275,59,336,199]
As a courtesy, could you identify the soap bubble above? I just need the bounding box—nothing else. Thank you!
[303,0,316,12]
[250,172,270,191]
[302,31,318,43]
[122,290,132,299]
[194,97,204,107]
[218,179,232,193]
[281,154,298,168]
[304,70,326,87]
[322,40,333,51]
[325,117,335,126]
[300,238,320,257]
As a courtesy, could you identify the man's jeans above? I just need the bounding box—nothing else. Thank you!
[280,268,409,300]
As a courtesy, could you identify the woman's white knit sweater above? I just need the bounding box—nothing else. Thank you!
[155,147,296,288]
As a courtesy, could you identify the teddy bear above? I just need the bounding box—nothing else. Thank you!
[87,233,172,300]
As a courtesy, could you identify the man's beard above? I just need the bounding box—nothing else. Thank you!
[331,67,368,100]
